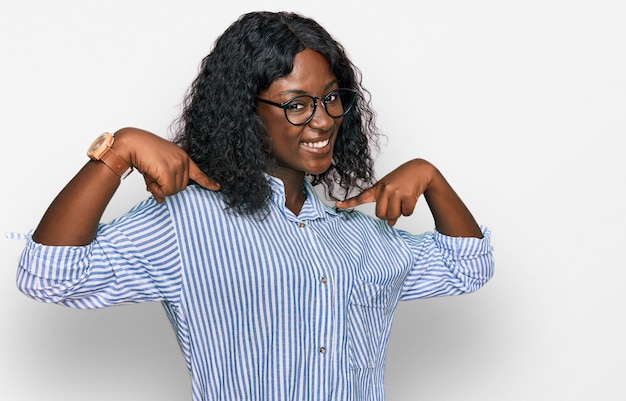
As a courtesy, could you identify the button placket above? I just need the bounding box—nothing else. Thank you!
[297,221,334,364]
[319,273,328,356]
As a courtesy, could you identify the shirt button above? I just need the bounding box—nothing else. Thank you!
[319,346,326,354]
[320,276,328,284]
[299,222,306,228]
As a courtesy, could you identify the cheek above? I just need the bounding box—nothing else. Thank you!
[256,108,274,129]
[258,109,292,136]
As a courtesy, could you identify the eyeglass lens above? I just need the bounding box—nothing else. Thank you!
[284,89,355,125]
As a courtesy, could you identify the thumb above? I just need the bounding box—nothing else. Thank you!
[335,186,377,209]
[189,160,220,191]
[144,176,166,204]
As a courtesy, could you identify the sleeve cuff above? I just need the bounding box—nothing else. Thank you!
[434,225,492,259]
[19,235,93,281]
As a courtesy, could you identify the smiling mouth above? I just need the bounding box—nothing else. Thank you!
[301,138,330,149]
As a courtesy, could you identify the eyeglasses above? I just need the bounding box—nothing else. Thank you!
[257,88,357,126]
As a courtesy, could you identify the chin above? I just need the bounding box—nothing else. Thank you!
[306,165,332,176]
[305,159,333,175]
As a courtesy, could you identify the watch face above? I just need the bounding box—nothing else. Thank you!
[88,135,106,153]
[87,132,112,159]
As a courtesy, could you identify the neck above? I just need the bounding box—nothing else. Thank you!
[268,167,307,215]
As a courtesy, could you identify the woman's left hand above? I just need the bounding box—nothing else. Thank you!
[335,158,435,227]
[335,158,483,237]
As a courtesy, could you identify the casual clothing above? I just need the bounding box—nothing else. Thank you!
[17,176,493,401]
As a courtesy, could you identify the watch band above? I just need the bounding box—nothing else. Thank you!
[99,145,133,179]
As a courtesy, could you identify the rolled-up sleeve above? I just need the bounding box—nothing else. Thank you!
[16,198,182,309]
[399,226,494,300]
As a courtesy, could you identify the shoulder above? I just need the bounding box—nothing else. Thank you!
[331,207,408,243]
[161,184,233,227]
[165,184,226,209]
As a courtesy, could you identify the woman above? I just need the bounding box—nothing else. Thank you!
[17,11,493,401]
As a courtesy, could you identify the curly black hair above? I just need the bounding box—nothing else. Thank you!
[171,11,380,215]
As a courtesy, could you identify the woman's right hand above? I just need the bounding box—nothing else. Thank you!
[32,127,219,246]
[113,127,220,203]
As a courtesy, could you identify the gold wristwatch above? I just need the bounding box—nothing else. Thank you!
[87,132,133,179]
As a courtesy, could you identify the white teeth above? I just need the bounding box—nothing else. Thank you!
[302,138,330,149]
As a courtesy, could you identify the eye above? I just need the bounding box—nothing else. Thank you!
[324,91,340,104]
[286,101,305,111]
[284,96,312,114]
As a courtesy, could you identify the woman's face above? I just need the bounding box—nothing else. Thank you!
[256,48,343,179]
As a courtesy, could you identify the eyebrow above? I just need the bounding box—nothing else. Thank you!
[276,80,339,97]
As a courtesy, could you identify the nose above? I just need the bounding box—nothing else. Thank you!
[308,98,334,129]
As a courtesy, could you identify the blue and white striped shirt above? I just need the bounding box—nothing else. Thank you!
[17,176,493,401]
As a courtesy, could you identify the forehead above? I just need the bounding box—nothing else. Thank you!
[263,48,337,97]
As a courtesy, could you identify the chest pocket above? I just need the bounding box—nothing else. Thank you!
[347,279,392,369]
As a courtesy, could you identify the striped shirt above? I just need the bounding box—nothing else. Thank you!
[17,176,493,401]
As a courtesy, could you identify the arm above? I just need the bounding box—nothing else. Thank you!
[335,158,482,238]
[32,127,219,246]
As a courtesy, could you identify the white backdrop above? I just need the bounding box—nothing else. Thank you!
[1,1,625,400]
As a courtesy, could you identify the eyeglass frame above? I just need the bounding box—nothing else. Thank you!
[256,88,357,126]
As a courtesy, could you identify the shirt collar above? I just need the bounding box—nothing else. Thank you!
[266,174,339,221]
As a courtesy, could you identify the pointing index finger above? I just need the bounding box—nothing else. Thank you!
[335,186,377,209]
[189,159,220,191]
